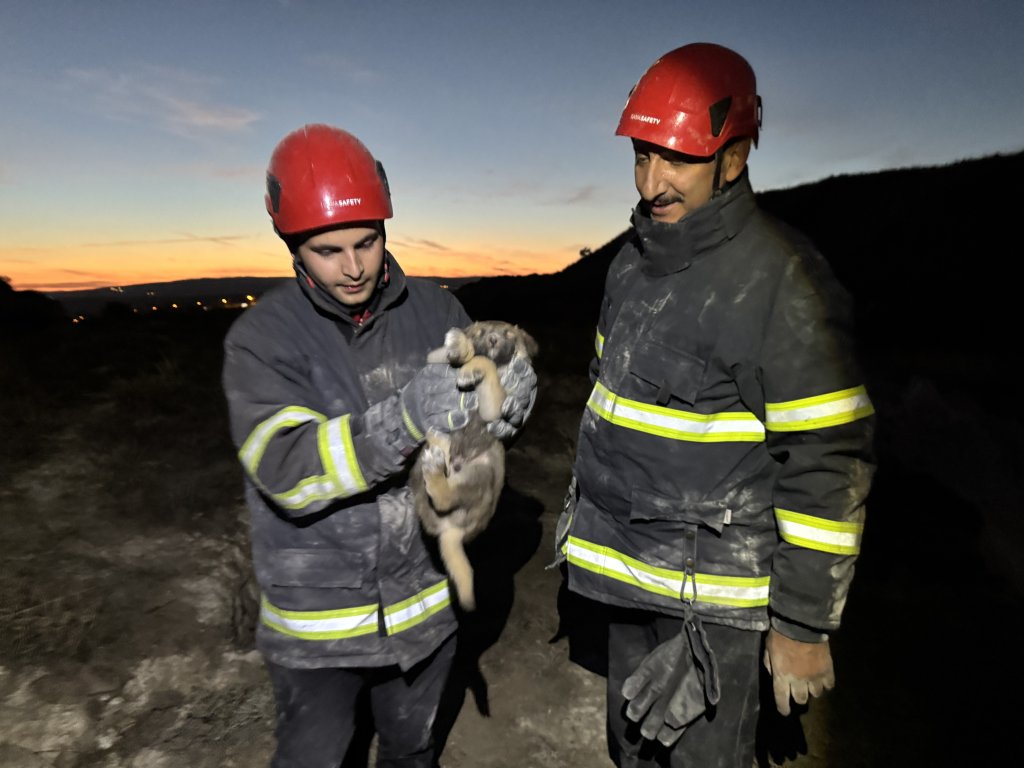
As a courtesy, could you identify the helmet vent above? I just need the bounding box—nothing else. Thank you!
[267,173,282,214]
[709,96,732,138]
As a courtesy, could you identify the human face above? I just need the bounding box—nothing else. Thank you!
[632,139,718,223]
[296,224,384,308]
[632,138,750,224]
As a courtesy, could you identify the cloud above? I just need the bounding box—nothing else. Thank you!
[303,53,383,84]
[64,65,261,137]
[565,184,598,204]
[390,235,450,252]
[80,233,255,248]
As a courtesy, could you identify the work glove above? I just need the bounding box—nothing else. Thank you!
[486,354,538,442]
[399,362,478,440]
[763,627,835,716]
[622,613,721,747]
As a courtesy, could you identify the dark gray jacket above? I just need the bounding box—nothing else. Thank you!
[563,174,876,640]
[223,254,470,670]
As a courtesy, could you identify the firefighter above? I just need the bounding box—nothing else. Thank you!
[555,43,876,766]
[222,124,536,767]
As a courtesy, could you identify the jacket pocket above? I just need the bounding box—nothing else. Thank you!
[264,548,365,589]
[629,340,706,406]
[629,487,732,533]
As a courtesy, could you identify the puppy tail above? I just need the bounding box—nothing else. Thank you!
[439,528,476,611]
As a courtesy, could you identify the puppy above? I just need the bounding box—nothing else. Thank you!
[411,321,538,611]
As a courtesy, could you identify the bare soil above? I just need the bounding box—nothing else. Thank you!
[2,313,1020,767]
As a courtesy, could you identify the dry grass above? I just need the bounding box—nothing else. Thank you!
[0,577,103,662]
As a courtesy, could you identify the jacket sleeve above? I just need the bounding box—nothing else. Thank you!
[760,250,877,640]
[222,322,422,520]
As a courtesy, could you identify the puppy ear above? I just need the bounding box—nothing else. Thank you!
[516,327,539,358]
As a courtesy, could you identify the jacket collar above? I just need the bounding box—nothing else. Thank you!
[632,170,757,277]
[294,250,407,328]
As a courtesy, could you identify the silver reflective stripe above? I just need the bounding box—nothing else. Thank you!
[272,475,338,510]
[588,381,765,443]
[383,581,451,635]
[566,536,770,608]
[240,406,324,476]
[318,415,368,497]
[260,597,379,640]
[775,508,863,555]
[765,385,874,431]
[595,329,605,360]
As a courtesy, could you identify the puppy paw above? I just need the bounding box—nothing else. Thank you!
[444,329,475,365]
[456,366,485,388]
[420,444,448,476]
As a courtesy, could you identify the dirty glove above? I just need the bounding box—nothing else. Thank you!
[486,354,538,442]
[622,614,721,747]
[400,362,478,440]
[763,628,835,716]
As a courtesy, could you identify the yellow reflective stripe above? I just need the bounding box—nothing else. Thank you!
[239,406,324,476]
[402,403,424,442]
[383,580,451,635]
[775,508,863,555]
[566,536,770,608]
[595,329,605,360]
[587,382,765,443]
[765,385,874,432]
[260,596,379,640]
[318,415,368,497]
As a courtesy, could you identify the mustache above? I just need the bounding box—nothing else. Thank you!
[648,193,683,206]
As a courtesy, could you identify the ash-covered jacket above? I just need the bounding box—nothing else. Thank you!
[223,254,470,670]
[562,173,876,640]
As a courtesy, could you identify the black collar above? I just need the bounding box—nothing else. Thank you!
[632,171,757,277]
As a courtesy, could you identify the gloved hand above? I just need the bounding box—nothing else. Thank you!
[622,616,721,746]
[486,354,538,442]
[400,362,478,440]
[763,627,835,716]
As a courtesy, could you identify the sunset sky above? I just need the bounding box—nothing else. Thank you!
[2,0,1022,293]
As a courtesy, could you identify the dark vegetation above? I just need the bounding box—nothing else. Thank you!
[3,150,1022,765]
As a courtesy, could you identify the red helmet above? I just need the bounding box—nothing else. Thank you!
[616,43,761,156]
[265,124,393,236]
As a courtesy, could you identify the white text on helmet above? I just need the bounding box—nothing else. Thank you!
[331,197,363,208]
[630,113,661,125]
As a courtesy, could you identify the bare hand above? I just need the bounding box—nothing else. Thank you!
[763,628,835,716]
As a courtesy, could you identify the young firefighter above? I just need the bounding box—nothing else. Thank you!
[556,44,876,767]
[223,124,536,768]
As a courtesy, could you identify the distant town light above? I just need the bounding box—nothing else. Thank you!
[221,298,228,304]
[171,303,178,309]
[151,306,158,311]
[245,295,255,302]
[196,300,203,306]
[240,302,249,308]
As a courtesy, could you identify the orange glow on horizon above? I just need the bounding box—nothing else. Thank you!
[4,232,587,293]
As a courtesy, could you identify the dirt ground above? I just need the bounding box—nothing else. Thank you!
[2,314,1021,767]
[0,345,611,767]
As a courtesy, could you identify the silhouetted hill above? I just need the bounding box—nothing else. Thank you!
[46,275,481,316]
[0,280,67,328]
[454,150,1023,375]
[757,150,1024,356]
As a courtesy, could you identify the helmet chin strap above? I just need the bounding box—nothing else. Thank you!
[711,148,725,199]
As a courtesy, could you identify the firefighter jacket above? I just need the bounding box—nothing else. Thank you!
[222,253,470,670]
[562,173,876,640]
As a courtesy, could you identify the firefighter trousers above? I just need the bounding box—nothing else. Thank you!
[607,608,761,768]
[265,634,456,768]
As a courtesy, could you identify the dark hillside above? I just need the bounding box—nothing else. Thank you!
[757,150,1024,361]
